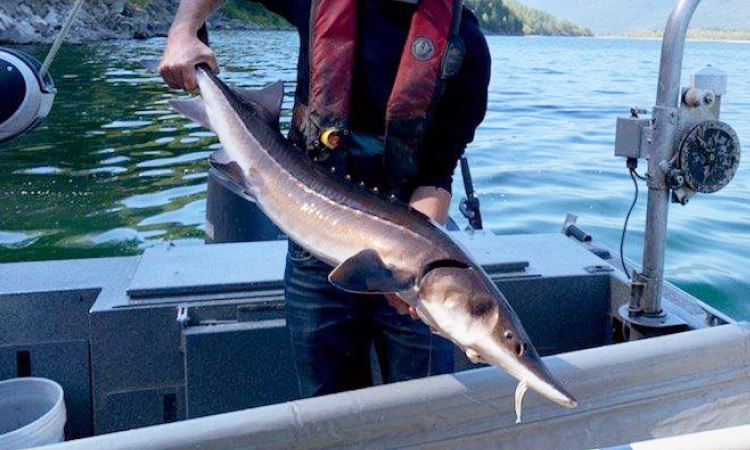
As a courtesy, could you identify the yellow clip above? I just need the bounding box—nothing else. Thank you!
[320,128,343,150]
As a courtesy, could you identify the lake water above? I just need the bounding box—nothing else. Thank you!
[1,32,749,318]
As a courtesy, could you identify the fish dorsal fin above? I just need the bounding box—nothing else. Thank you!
[170,97,212,131]
[329,249,415,294]
[232,81,284,124]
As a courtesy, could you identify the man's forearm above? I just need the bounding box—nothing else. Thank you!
[170,0,226,36]
[409,186,452,225]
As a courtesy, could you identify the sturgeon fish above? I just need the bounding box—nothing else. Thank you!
[169,64,577,421]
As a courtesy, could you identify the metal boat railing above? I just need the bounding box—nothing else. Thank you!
[600,423,750,450]
[35,323,750,450]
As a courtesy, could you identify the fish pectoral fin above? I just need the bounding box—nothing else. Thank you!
[329,249,415,294]
[209,150,255,196]
[232,81,284,127]
[170,97,212,131]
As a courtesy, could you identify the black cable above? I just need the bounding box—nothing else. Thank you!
[632,169,647,181]
[620,168,639,280]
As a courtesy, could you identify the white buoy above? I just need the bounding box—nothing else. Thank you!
[0,48,56,144]
[0,0,85,144]
[0,378,67,450]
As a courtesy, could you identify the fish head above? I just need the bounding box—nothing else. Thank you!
[418,265,577,410]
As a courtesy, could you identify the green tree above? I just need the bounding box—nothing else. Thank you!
[465,0,593,36]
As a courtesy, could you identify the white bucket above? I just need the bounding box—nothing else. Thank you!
[0,378,66,450]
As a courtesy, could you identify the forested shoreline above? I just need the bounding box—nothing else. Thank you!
[226,0,595,37]
[625,28,750,41]
[0,0,592,44]
[466,0,593,36]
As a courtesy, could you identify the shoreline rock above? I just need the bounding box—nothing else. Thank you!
[0,0,274,45]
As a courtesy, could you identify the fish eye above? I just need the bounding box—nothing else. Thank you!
[504,331,513,340]
[515,342,526,357]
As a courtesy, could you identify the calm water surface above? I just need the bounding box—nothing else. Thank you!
[1,32,749,318]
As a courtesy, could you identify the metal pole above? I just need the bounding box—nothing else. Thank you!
[636,0,702,315]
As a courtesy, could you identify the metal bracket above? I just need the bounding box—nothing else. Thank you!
[584,265,614,275]
[588,247,612,260]
[484,261,530,275]
[176,306,190,328]
[619,272,687,338]
[618,303,688,332]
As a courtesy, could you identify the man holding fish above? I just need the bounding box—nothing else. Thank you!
[160,0,490,396]
[158,0,576,419]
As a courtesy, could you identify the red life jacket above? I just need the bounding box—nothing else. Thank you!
[300,0,465,186]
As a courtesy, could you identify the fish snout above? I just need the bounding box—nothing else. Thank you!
[529,366,578,409]
[474,325,578,410]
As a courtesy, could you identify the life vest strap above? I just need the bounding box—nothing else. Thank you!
[308,0,357,126]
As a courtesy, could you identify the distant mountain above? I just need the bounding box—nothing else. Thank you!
[515,0,750,35]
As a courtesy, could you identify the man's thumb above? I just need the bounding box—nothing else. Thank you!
[200,53,220,74]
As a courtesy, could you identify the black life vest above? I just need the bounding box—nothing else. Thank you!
[294,0,465,187]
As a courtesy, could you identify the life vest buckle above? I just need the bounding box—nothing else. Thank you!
[320,127,347,150]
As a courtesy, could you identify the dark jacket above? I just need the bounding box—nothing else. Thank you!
[249,0,491,195]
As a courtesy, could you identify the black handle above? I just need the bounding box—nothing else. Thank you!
[459,156,483,230]
[565,225,592,243]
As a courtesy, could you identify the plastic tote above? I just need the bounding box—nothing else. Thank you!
[0,378,66,449]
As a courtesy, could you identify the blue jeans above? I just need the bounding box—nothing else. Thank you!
[284,241,454,398]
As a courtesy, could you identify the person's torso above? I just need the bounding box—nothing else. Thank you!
[291,0,430,192]
[293,0,419,136]
[285,0,485,198]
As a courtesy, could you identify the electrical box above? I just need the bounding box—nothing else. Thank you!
[615,116,651,159]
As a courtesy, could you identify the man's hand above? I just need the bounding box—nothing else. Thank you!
[386,186,452,319]
[386,294,419,319]
[159,27,219,91]
[158,0,224,90]
[409,186,452,225]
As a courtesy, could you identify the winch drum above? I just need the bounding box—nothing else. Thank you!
[675,120,740,194]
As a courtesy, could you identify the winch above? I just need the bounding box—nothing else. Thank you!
[0,48,56,144]
[613,10,743,338]
[668,67,741,204]
[615,65,741,206]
